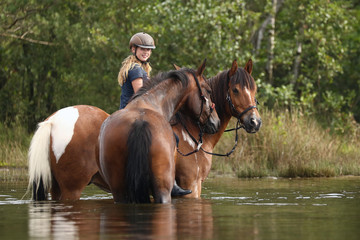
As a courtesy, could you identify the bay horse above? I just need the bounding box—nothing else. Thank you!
[97,61,220,203]
[171,59,262,198]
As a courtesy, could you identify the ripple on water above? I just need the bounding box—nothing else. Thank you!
[211,196,252,200]
[237,202,299,206]
[0,200,30,205]
[80,193,113,200]
[317,193,345,199]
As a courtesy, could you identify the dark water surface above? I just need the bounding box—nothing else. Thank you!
[0,177,359,240]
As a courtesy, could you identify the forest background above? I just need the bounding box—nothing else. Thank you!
[1,0,359,179]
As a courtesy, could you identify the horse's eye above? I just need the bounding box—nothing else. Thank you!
[232,88,239,94]
[206,89,212,95]
[255,98,260,105]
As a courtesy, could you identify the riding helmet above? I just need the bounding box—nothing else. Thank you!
[129,32,156,49]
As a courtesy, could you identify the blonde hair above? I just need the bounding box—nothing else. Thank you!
[117,55,152,86]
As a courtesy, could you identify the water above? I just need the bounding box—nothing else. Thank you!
[0,177,359,240]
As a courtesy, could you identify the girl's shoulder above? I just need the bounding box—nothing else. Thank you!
[127,63,146,81]
[130,62,141,70]
[129,63,146,74]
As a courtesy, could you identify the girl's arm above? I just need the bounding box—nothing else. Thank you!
[131,78,143,93]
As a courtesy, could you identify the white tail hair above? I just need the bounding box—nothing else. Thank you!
[27,120,53,198]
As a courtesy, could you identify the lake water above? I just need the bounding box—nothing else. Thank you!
[0,176,359,240]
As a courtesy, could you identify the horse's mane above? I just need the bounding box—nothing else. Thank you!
[131,68,195,101]
[208,67,255,118]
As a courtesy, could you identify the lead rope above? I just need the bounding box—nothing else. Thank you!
[175,112,243,157]
[200,119,242,157]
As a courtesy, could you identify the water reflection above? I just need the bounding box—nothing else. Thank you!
[28,198,214,239]
[1,177,359,240]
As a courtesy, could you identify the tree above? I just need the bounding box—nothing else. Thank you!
[0,0,359,133]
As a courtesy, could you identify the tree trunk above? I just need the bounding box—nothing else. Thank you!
[292,26,304,87]
[266,0,277,84]
[254,0,284,56]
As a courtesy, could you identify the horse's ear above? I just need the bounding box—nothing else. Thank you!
[244,59,253,75]
[196,59,207,76]
[173,64,181,70]
[229,59,238,77]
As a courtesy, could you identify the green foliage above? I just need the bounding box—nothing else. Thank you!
[0,0,359,134]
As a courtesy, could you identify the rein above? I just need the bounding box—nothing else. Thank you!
[200,119,242,157]
[175,113,204,157]
[175,112,243,157]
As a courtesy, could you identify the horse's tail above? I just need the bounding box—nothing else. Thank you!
[126,119,152,203]
[27,120,53,201]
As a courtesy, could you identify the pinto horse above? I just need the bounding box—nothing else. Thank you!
[28,105,110,200]
[97,61,220,204]
[171,59,262,198]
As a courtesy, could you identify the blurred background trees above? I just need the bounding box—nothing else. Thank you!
[1,0,359,134]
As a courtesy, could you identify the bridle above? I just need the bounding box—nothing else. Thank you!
[226,93,258,120]
[175,71,215,157]
[226,72,258,122]
[191,71,215,122]
[200,72,259,156]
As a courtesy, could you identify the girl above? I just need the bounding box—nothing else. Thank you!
[118,32,155,109]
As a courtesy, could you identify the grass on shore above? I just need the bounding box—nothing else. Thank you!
[0,123,30,181]
[212,108,360,178]
[1,109,360,181]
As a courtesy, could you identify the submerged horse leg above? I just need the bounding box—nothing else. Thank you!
[150,135,175,204]
[49,176,83,200]
[50,177,61,200]
[151,167,173,204]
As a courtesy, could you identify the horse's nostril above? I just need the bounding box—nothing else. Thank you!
[250,117,256,126]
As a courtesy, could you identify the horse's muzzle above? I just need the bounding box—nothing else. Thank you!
[203,114,221,134]
[243,114,262,133]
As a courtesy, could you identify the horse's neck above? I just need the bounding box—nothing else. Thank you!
[204,117,232,149]
[139,82,188,121]
[207,72,233,125]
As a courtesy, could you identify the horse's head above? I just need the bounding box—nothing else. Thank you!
[177,60,220,134]
[227,59,262,133]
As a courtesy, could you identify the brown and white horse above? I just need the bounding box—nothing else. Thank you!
[172,59,261,198]
[28,105,109,200]
[97,61,220,203]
